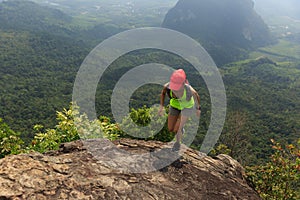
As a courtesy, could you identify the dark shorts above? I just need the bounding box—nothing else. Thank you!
[169,106,194,117]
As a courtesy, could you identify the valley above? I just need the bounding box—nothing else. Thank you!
[0,0,299,165]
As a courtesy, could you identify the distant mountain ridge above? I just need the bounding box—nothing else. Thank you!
[162,0,274,65]
[0,0,74,36]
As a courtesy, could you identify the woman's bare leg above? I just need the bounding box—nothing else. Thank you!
[168,114,179,133]
[174,115,189,143]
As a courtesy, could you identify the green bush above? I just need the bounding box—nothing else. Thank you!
[121,106,173,142]
[246,139,300,199]
[209,143,232,157]
[0,118,24,158]
[31,104,80,153]
[98,116,125,140]
[30,103,125,153]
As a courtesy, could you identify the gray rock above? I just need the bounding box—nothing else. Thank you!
[0,139,261,199]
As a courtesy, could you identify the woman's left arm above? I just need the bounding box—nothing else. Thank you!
[191,87,200,110]
[191,87,201,117]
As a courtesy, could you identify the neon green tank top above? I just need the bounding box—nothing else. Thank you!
[170,88,194,110]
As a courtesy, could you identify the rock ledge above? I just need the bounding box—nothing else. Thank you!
[0,139,260,200]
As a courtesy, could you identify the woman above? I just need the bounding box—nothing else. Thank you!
[158,69,201,151]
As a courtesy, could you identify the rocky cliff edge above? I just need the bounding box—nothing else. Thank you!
[0,139,260,199]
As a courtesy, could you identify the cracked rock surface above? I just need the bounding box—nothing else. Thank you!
[0,139,260,199]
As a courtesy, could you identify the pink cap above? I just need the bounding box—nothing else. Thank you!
[169,69,186,90]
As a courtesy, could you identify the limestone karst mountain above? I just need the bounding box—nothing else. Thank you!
[0,139,260,199]
[162,0,273,65]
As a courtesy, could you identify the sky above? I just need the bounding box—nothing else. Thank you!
[253,0,300,19]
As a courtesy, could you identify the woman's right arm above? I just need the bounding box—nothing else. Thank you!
[158,84,168,115]
[160,85,167,108]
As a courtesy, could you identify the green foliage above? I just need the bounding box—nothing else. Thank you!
[0,118,24,158]
[98,116,125,141]
[0,28,88,140]
[0,0,73,36]
[55,107,80,143]
[121,106,173,142]
[31,0,177,28]
[0,0,299,172]
[79,115,124,141]
[30,103,124,153]
[246,139,300,199]
[31,104,80,153]
[0,0,122,139]
[258,39,300,61]
[222,58,300,163]
[214,111,258,165]
[209,144,232,157]
[2,101,300,200]
[28,104,173,154]
[32,128,60,153]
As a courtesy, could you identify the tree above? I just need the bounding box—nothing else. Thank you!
[215,111,253,165]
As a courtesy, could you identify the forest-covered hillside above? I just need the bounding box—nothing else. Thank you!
[0,0,299,165]
[0,0,73,35]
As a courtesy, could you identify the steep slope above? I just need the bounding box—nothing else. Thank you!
[220,57,300,159]
[0,30,87,138]
[0,139,260,199]
[0,1,89,137]
[0,0,74,36]
[162,0,273,65]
